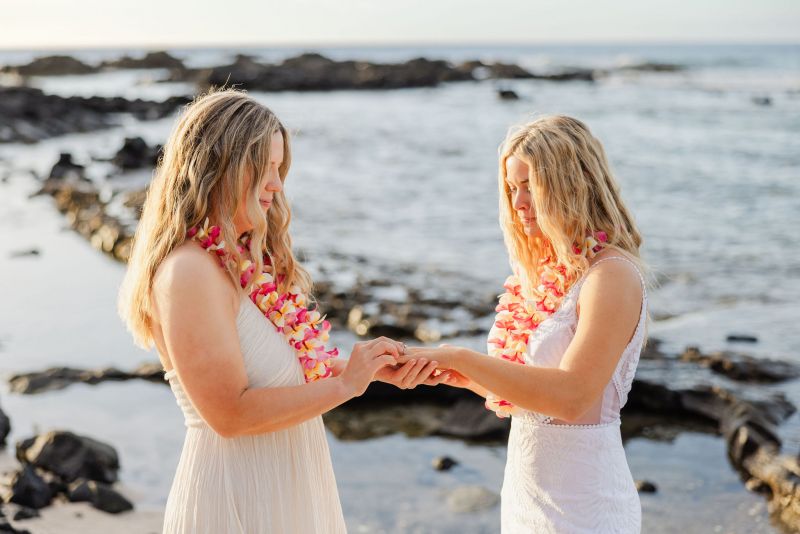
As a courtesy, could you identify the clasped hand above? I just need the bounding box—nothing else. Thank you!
[340,337,470,391]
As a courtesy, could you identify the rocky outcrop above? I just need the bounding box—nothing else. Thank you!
[66,479,133,514]
[109,137,162,170]
[680,346,800,383]
[0,466,52,509]
[1,55,98,76]
[0,87,191,144]
[0,431,131,516]
[8,362,165,395]
[165,53,608,92]
[16,431,120,484]
[0,403,10,446]
[100,51,185,71]
[196,53,473,92]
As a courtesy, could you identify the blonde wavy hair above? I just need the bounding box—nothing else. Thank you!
[119,88,310,348]
[499,115,647,293]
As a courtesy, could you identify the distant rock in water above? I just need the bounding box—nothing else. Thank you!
[111,137,163,170]
[635,480,657,493]
[0,87,191,144]
[100,51,185,71]
[8,362,165,395]
[679,347,800,383]
[497,89,520,100]
[0,405,10,446]
[752,96,772,106]
[47,153,88,181]
[164,52,605,92]
[8,248,41,259]
[200,53,472,92]
[726,334,758,343]
[432,456,459,471]
[619,62,685,73]
[1,55,98,76]
[533,68,595,82]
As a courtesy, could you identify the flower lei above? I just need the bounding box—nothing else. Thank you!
[485,231,608,417]
[187,219,338,382]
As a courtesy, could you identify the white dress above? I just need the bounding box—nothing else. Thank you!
[501,256,646,533]
[162,294,347,533]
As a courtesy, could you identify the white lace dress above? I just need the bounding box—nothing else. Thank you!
[162,294,347,533]
[501,256,646,533]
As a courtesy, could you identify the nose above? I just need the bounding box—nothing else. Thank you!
[512,189,529,212]
[264,172,282,193]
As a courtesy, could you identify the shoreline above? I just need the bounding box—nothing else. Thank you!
[1,46,798,533]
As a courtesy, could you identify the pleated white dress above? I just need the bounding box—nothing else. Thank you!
[501,256,646,533]
[162,294,347,533]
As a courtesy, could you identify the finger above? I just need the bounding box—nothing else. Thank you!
[394,353,415,365]
[399,358,426,388]
[364,336,402,351]
[393,359,416,384]
[373,354,398,371]
[370,340,401,359]
[401,358,428,388]
[423,374,448,386]
[418,360,440,381]
[411,361,439,387]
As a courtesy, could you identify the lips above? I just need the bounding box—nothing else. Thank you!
[259,199,272,208]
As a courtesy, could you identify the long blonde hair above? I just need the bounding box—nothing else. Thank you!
[498,115,647,293]
[119,88,310,348]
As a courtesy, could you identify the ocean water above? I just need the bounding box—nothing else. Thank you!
[0,43,798,532]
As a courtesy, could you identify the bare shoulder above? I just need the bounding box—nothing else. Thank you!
[151,243,237,317]
[578,251,644,314]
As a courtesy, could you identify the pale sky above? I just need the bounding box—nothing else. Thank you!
[2,0,798,49]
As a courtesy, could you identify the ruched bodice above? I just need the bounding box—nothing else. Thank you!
[164,295,306,426]
[162,294,346,534]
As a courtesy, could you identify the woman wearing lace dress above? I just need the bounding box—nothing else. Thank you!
[118,89,441,533]
[407,116,647,533]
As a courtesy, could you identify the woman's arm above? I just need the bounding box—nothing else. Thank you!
[153,247,398,438]
[405,261,643,421]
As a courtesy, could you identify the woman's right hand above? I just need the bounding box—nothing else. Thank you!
[339,337,401,398]
[425,369,473,389]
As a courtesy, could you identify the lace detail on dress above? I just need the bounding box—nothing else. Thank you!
[518,256,647,427]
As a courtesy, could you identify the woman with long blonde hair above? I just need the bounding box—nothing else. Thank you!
[119,88,440,533]
[407,116,646,532]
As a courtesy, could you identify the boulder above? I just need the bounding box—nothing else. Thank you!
[16,431,120,484]
[446,485,500,513]
[67,479,133,514]
[0,466,53,509]
[111,137,162,170]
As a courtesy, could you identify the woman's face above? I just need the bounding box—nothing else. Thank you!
[505,156,543,238]
[233,131,285,234]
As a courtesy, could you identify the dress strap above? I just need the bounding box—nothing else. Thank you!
[578,256,647,298]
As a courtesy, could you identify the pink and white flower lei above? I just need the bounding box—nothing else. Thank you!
[188,218,338,382]
[485,231,608,417]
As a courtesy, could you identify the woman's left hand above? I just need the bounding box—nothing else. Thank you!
[398,345,462,370]
[375,358,441,389]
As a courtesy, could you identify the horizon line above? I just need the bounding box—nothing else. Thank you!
[1,39,798,53]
